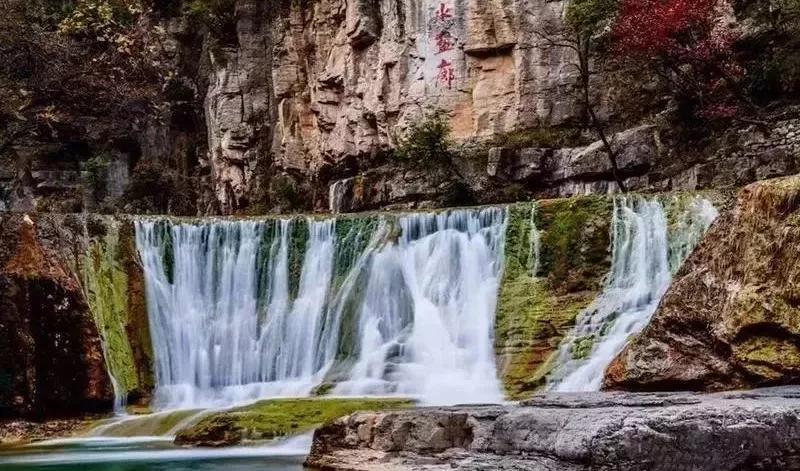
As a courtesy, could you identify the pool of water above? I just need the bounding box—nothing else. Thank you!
[0,436,310,471]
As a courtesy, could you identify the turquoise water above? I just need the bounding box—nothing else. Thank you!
[0,437,308,471]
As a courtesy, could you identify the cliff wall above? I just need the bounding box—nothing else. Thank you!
[3,1,798,215]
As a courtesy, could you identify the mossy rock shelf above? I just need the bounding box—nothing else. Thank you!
[173,398,414,447]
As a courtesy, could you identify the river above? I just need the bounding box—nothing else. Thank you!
[0,436,310,471]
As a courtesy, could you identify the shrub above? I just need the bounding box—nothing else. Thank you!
[186,0,237,45]
[395,110,453,167]
[59,0,144,39]
[83,153,110,201]
[121,160,197,215]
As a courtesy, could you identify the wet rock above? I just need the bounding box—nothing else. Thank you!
[606,175,800,391]
[306,388,800,470]
[0,214,112,418]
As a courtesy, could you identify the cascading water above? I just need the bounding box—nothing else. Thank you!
[548,196,718,392]
[135,219,341,408]
[528,205,542,278]
[334,208,506,405]
[134,208,506,408]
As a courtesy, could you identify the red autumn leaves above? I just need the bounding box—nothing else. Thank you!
[612,0,745,119]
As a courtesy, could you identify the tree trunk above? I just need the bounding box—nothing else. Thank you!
[578,37,627,193]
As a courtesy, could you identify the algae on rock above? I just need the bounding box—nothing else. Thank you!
[83,219,154,404]
[174,398,414,447]
[496,197,612,399]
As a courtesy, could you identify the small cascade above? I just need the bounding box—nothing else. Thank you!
[334,208,506,405]
[528,205,542,278]
[134,208,506,408]
[548,196,718,392]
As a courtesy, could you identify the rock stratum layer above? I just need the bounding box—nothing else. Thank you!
[306,388,800,471]
[606,176,800,391]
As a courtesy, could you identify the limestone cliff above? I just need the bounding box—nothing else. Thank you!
[2,1,799,215]
[606,176,800,391]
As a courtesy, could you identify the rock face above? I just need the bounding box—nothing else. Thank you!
[605,176,800,391]
[306,388,800,471]
[0,213,153,418]
[3,1,800,215]
[0,214,110,417]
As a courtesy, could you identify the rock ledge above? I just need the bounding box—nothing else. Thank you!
[306,388,800,470]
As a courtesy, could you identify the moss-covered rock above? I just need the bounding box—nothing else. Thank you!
[496,197,612,399]
[606,176,800,391]
[174,398,414,447]
[83,219,154,403]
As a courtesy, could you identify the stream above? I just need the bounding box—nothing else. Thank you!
[0,436,310,471]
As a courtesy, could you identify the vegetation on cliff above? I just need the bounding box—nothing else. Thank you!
[83,219,154,403]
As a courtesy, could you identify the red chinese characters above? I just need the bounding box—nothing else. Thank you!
[437,59,455,89]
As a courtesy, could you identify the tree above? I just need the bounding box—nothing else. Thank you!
[613,0,748,121]
[0,0,168,155]
[532,0,628,192]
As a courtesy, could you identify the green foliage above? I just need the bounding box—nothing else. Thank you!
[176,398,414,442]
[395,110,453,167]
[186,0,237,44]
[59,0,143,38]
[83,153,110,200]
[565,0,619,36]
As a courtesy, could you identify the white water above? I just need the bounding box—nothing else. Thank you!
[335,208,506,405]
[528,204,542,278]
[135,208,506,409]
[0,434,312,467]
[135,219,338,408]
[549,196,718,392]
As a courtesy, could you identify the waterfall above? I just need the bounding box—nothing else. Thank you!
[134,208,506,408]
[334,208,506,405]
[135,219,341,408]
[548,196,718,392]
[528,205,542,278]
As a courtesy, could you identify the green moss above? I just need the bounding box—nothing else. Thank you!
[537,197,613,293]
[287,218,309,299]
[176,398,414,444]
[496,198,612,399]
[571,335,595,360]
[98,409,206,437]
[83,219,154,400]
[84,225,139,397]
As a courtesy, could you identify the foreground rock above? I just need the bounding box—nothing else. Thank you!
[306,388,800,470]
[606,175,800,391]
[0,416,99,447]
